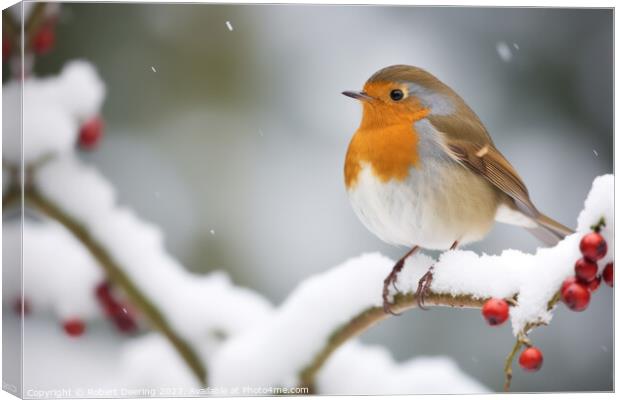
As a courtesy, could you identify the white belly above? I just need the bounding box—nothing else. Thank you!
[347,162,499,250]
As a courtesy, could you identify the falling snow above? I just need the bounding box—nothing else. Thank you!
[210,229,216,235]
[496,41,513,62]
[151,66,157,73]
[593,149,599,157]
[226,21,233,31]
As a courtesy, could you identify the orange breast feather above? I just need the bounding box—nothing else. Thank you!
[344,101,429,189]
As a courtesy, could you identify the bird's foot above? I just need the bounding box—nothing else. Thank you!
[382,265,403,316]
[416,267,435,310]
[383,257,405,315]
[381,245,420,316]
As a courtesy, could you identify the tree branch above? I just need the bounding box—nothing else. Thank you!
[298,291,488,390]
[24,188,207,385]
[502,290,562,391]
[503,332,527,391]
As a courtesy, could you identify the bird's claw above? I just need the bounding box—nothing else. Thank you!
[382,272,402,316]
[382,300,401,316]
[381,246,420,316]
[416,268,434,310]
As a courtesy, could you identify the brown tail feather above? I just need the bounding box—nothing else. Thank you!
[529,213,574,245]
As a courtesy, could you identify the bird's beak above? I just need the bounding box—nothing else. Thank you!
[342,90,372,101]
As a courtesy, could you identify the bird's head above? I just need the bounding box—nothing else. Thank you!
[343,65,460,129]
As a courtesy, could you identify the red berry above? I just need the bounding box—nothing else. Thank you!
[95,281,113,303]
[103,301,123,317]
[33,24,55,54]
[588,275,602,292]
[561,281,591,311]
[481,298,510,326]
[561,276,577,293]
[580,232,607,261]
[602,262,613,287]
[13,298,31,316]
[113,307,138,333]
[519,346,543,372]
[574,257,598,282]
[63,319,86,337]
[3,37,11,61]
[114,316,137,333]
[78,117,104,150]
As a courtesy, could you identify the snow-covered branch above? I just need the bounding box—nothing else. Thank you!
[210,252,489,391]
[4,221,104,320]
[211,175,613,392]
[23,186,207,384]
[300,291,487,390]
[1,59,214,382]
[3,59,275,387]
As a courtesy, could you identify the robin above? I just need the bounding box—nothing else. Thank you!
[342,65,572,315]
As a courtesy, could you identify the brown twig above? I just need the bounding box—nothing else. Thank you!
[24,3,48,50]
[503,332,532,391]
[298,291,490,390]
[2,5,20,37]
[300,282,562,393]
[502,289,562,391]
[591,217,606,233]
[24,188,207,385]
[3,2,47,49]
[3,2,49,78]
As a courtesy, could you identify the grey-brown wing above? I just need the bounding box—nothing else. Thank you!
[443,139,539,219]
[443,138,573,243]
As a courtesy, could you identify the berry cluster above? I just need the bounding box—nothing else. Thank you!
[480,220,613,376]
[481,298,543,371]
[95,281,138,334]
[561,226,612,312]
[53,282,139,338]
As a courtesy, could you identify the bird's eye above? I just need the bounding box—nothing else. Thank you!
[390,89,404,101]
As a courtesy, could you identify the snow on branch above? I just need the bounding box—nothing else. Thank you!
[3,221,103,320]
[210,252,485,391]
[117,334,208,390]
[3,61,105,165]
[24,185,207,384]
[22,156,273,385]
[211,175,613,392]
[2,57,276,388]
